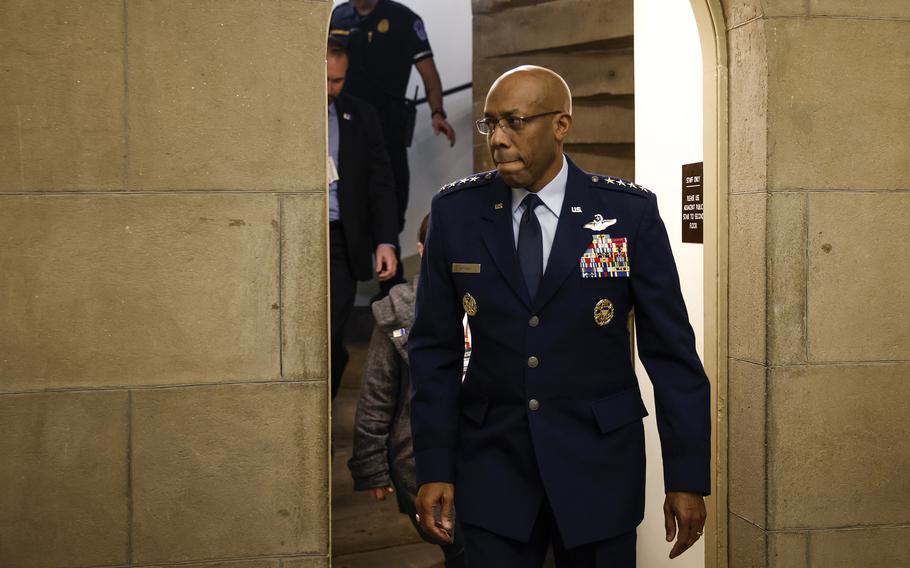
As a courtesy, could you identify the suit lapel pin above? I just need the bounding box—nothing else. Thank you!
[494,202,504,210]
[583,214,617,231]
[342,112,352,121]
[571,206,582,213]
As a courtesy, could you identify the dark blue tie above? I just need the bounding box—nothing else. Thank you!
[517,193,544,299]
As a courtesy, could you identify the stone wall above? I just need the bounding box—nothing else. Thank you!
[0,1,332,567]
[472,0,635,179]
[723,1,910,566]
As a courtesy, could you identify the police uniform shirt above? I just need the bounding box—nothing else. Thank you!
[330,0,433,108]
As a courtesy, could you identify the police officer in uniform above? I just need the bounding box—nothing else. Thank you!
[331,0,457,294]
[408,66,710,567]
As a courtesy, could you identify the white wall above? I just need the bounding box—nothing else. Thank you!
[399,1,474,259]
[634,1,705,566]
[333,0,474,261]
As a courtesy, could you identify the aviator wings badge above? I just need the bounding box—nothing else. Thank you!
[583,214,617,231]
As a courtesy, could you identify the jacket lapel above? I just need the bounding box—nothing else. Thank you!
[480,178,532,309]
[532,159,597,312]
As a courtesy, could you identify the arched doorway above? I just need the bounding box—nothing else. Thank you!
[328,0,730,564]
[634,0,726,565]
[686,1,728,566]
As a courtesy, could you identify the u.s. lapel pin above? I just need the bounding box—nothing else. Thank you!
[583,214,617,231]
[571,206,582,213]
[494,202,504,210]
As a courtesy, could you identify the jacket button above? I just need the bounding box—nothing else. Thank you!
[528,399,540,411]
[527,356,539,368]
[528,315,540,327]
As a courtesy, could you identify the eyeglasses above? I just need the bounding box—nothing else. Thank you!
[475,111,563,135]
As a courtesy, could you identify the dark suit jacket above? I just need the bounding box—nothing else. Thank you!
[334,93,398,281]
[408,157,710,549]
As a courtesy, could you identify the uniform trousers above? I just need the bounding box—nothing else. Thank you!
[386,141,410,234]
[462,498,636,568]
[329,221,357,400]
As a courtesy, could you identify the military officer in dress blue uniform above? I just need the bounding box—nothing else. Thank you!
[408,66,710,567]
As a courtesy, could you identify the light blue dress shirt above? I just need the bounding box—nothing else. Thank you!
[510,155,568,271]
[328,102,340,222]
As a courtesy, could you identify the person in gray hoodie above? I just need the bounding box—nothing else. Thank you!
[348,214,466,567]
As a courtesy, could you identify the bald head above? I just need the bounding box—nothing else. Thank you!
[482,66,573,191]
[487,65,573,116]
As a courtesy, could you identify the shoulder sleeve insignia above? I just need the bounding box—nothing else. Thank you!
[413,19,428,41]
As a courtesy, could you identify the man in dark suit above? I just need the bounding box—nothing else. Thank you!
[327,39,398,400]
[408,66,710,567]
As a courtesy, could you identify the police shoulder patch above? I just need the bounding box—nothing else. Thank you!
[588,173,652,197]
[437,170,497,195]
[413,18,428,41]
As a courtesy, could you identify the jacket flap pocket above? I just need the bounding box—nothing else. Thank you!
[460,398,489,426]
[590,388,649,434]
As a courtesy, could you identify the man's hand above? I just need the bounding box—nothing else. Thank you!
[416,482,455,543]
[375,245,397,281]
[364,485,395,501]
[432,114,456,147]
[664,491,706,559]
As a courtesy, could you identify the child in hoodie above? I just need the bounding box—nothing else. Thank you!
[348,214,467,567]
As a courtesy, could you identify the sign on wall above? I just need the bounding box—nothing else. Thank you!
[682,162,704,244]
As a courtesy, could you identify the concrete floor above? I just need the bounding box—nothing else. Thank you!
[332,307,446,568]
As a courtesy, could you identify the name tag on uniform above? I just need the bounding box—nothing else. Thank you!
[452,263,481,274]
[579,235,630,278]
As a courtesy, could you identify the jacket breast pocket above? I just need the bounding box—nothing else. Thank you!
[590,387,648,434]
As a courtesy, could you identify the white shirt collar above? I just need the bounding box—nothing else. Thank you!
[511,155,569,218]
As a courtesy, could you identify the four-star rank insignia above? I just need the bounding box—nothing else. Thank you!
[463,293,478,316]
[590,174,651,195]
[579,235,630,278]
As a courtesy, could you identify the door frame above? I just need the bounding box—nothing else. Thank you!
[688,1,729,567]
